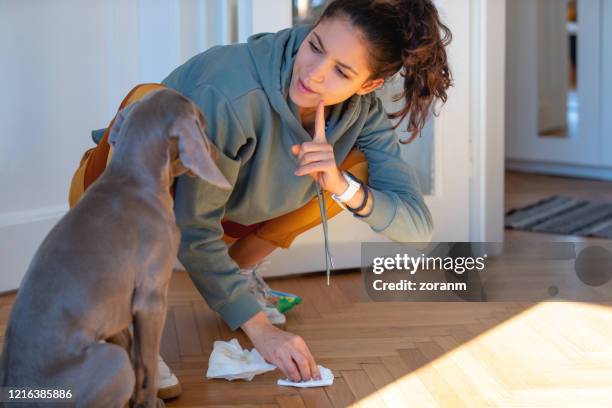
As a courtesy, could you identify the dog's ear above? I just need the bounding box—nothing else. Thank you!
[171,117,232,190]
[108,102,139,147]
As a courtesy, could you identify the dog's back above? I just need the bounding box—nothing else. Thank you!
[1,174,178,386]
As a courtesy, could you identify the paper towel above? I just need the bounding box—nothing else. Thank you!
[277,365,334,388]
[206,338,276,381]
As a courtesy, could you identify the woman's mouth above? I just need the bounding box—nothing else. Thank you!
[297,78,317,95]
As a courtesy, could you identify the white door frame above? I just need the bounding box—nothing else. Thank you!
[602,0,612,161]
[470,0,507,243]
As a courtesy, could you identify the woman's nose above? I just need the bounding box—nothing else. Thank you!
[307,61,328,83]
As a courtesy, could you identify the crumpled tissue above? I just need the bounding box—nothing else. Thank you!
[206,338,276,381]
[277,365,334,388]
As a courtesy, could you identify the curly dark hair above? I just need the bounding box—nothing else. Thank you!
[317,0,453,143]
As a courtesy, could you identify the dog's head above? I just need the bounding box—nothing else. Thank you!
[109,89,231,190]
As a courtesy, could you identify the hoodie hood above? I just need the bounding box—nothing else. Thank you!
[247,25,336,280]
[247,27,307,113]
[246,25,313,144]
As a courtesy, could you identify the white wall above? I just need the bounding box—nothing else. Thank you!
[0,0,263,292]
[1,0,113,292]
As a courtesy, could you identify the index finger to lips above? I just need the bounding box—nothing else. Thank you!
[301,142,332,153]
[314,100,326,144]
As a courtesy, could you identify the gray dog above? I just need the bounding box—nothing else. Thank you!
[0,89,231,407]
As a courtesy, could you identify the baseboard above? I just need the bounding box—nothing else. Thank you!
[506,159,612,181]
[0,206,67,292]
[262,241,365,278]
[173,240,370,281]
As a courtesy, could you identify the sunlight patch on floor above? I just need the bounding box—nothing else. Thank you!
[350,302,612,407]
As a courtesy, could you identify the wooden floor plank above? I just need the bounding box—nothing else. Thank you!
[361,363,411,407]
[416,341,488,407]
[160,307,181,363]
[271,275,323,323]
[379,355,438,408]
[333,271,369,303]
[398,347,466,408]
[298,387,334,408]
[325,377,357,408]
[275,395,307,408]
[342,369,388,407]
[193,300,221,353]
[0,291,16,306]
[433,335,508,403]
[173,304,204,357]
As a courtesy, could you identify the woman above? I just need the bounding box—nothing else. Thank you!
[165,0,451,384]
[72,0,452,392]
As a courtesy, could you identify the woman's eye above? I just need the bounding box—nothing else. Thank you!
[307,39,348,79]
[308,41,321,53]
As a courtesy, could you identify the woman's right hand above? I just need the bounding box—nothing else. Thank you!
[241,311,320,382]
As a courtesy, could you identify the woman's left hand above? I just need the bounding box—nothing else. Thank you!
[292,101,348,195]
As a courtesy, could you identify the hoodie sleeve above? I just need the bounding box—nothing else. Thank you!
[168,83,262,331]
[353,97,434,242]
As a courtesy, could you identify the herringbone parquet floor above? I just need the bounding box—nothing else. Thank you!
[155,269,612,408]
[2,172,612,407]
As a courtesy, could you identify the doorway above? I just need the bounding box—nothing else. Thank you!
[506,0,609,177]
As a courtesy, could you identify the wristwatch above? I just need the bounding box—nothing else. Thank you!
[331,171,361,206]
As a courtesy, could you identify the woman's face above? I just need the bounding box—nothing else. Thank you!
[289,18,384,110]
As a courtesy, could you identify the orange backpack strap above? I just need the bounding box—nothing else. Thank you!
[68,83,167,208]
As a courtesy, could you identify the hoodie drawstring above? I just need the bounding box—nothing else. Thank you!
[316,119,335,285]
[315,184,334,285]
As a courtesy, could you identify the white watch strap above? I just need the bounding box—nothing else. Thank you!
[332,171,360,203]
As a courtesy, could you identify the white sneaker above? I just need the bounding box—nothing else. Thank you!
[157,356,182,400]
[241,260,286,325]
[242,260,273,298]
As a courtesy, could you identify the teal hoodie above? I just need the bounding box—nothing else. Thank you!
[162,25,433,330]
